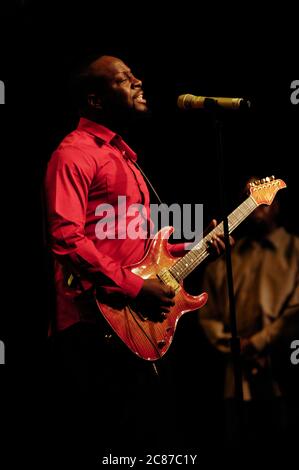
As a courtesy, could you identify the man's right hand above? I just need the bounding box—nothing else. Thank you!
[134,278,175,322]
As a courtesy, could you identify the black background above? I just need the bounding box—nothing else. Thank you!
[0,0,298,463]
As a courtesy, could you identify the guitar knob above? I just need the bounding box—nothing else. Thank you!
[157,340,166,349]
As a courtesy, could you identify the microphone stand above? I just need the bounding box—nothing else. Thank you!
[206,100,244,447]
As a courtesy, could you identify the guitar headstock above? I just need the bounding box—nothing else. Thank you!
[249,176,287,205]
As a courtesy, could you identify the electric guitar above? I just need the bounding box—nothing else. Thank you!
[96,177,286,361]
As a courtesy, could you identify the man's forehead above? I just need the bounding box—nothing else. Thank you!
[90,56,129,77]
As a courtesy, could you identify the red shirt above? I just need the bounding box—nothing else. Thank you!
[45,118,185,332]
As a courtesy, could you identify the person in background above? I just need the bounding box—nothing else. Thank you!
[198,178,299,451]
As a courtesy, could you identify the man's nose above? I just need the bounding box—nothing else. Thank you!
[131,75,142,88]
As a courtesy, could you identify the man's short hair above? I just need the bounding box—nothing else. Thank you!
[70,52,106,111]
[70,49,129,111]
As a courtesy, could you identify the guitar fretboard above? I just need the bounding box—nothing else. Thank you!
[169,195,258,282]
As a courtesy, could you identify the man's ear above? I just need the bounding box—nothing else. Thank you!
[87,94,102,109]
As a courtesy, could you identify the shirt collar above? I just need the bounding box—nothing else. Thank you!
[77,117,137,161]
[237,227,287,252]
[77,117,117,143]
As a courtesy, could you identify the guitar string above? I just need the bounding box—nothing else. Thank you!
[124,188,268,359]
[133,158,256,284]
[124,191,254,358]
[171,215,248,281]
[172,185,281,281]
[121,160,276,359]
[124,192,255,358]
[170,197,258,281]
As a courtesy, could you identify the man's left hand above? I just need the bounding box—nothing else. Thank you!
[206,219,234,258]
[240,337,258,358]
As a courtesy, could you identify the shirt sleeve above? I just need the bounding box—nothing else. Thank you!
[45,147,144,298]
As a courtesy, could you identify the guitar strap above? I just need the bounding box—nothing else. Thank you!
[132,160,164,205]
[67,159,163,290]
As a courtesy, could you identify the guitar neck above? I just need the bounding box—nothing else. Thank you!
[169,195,258,282]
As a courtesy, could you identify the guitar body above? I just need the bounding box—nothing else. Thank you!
[96,177,286,361]
[96,227,208,361]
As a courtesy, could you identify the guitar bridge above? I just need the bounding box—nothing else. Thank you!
[157,268,180,292]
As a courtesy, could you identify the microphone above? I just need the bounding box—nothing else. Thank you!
[177,94,251,110]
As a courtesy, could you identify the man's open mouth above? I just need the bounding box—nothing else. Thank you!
[134,93,147,104]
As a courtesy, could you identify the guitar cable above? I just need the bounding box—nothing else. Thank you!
[127,304,162,361]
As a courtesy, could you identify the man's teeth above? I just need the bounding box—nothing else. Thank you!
[135,95,146,103]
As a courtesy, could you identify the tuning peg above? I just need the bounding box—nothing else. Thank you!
[265,176,270,182]
[270,175,275,181]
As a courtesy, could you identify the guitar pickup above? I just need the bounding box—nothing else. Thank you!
[157,268,180,292]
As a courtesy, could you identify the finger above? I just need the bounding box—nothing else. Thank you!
[151,308,165,321]
[203,219,217,237]
[208,237,223,254]
[160,306,170,314]
[206,219,217,231]
[162,298,175,307]
[214,238,226,253]
[215,234,234,247]
[213,233,227,246]
[158,312,167,323]
[164,286,175,298]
